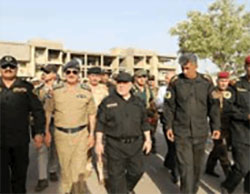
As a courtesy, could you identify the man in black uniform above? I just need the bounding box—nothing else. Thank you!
[221,55,250,194]
[205,71,232,178]
[164,53,221,194]
[95,72,152,194]
[0,56,45,193]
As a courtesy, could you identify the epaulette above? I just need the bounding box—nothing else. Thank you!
[80,83,91,91]
[53,82,64,90]
[201,74,213,83]
[169,75,178,86]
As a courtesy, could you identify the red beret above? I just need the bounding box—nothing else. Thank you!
[245,55,250,65]
[218,71,230,79]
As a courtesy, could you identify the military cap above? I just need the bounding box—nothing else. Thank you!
[116,72,132,82]
[63,59,80,72]
[245,55,250,65]
[134,69,147,77]
[0,55,18,67]
[178,53,197,66]
[87,67,102,75]
[218,71,230,79]
[148,75,155,81]
[41,65,57,73]
[101,69,110,75]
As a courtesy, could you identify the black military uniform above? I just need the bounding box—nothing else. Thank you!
[96,73,150,194]
[221,74,250,194]
[0,56,45,193]
[164,70,220,193]
[205,84,232,177]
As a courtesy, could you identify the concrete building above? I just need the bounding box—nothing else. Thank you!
[0,39,176,84]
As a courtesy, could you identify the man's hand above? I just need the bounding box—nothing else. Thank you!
[44,131,51,147]
[212,130,221,140]
[95,141,104,156]
[142,140,152,155]
[87,134,95,149]
[167,129,175,142]
[34,134,44,149]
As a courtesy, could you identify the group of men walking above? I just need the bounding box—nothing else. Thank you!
[0,53,249,194]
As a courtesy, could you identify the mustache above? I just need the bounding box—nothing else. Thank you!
[3,70,14,73]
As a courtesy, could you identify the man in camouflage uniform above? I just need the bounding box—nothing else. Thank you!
[33,65,60,192]
[164,53,221,194]
[45,59,96,194]
[205,72,232,178]
[86,67,109,184]
[132,69,158,153]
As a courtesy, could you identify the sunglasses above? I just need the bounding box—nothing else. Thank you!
[138,75,147,78]
[1,64,17,69]
[65,70,79,75]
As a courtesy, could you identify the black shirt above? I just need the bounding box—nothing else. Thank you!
[0,78,45,146]
[163,73,221,138]
[96,90,150,138]
[224,75,250,145]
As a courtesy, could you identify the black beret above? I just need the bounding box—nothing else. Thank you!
[63,59,80,72]
[178,53,197,66]
[87,67,102,75]
[116,72,132,82]
[0,55,18,67]
[41,65,57,73]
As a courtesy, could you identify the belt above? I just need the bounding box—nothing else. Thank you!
[107,135,140,144]
[56,125,87,134]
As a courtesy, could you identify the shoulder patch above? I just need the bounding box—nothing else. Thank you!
[222,91,232,99]
[164,91,172,99]
[201,74,213,83]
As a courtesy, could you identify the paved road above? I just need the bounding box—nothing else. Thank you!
[26,123,244,194]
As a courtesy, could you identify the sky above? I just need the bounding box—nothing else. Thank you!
[0,0,249,73]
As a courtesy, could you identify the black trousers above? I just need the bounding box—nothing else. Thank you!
[160,113,177,171]
[206,139,231,175]
[175,136,207,194]
[0,144,29,194]
[222,143,250,193]
[106,137,144,194]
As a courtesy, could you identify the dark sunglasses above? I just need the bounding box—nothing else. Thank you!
[138,75,147,78]
[65,70,79,75]
[1,64,17,69]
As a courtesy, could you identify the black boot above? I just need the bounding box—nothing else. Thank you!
[35,179,48,192]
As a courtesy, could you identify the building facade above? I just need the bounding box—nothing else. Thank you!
[0,39,176,84]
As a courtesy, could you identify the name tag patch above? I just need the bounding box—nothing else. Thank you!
[106,103,118,108]
[13,87,27,93]
[76,94,86,99]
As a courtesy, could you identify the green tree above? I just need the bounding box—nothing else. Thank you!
[170,0,250,75]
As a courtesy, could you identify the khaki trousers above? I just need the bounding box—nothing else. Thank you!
[55,128,88,193]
